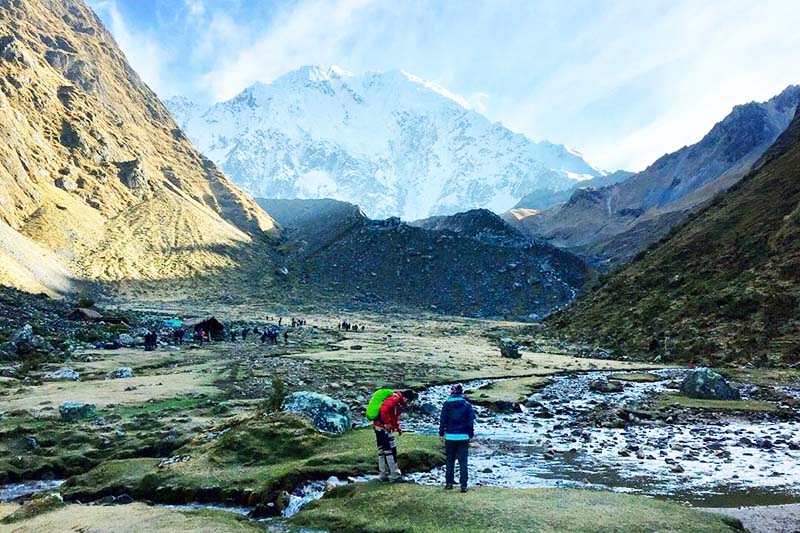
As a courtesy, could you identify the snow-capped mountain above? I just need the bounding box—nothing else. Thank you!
[166,66,605,220]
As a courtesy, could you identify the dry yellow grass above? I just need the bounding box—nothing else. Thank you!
[0,355,222,416]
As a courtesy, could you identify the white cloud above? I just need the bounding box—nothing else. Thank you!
[202,0,375,102]
[185,0,206,16]
[91,0,173,96]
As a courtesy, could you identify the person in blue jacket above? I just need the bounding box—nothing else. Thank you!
[438,383,475,492]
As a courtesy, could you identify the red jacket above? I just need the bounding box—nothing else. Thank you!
[374,392,405,432]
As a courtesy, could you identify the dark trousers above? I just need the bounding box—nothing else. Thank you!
[445,439,469,488]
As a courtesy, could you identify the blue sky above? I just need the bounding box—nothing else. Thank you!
[88,0,800,171]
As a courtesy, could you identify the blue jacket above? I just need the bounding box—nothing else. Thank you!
[439,394,475,440]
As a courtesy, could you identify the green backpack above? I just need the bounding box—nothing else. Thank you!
[366,389,394,421]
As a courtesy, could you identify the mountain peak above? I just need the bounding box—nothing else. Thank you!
[166,67,603,220]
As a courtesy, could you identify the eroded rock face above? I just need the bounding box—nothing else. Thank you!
[114,159,148,197]
[500,337,521,359]
[282,392,352,434]
[680,368,740,400]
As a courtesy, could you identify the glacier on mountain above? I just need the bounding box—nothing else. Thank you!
[167,66,605,220]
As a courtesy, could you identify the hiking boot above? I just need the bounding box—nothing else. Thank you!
[460,486,468,493]
[379,475,389,482]
[444,484,453,490]
[389,476,408,483]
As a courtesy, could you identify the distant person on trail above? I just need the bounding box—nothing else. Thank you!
[242,328,249,341]
[438,384,475,492]
[283,330,289,344]
[197,328,205,345]
[373,390,418,482]
[278,317,282,326]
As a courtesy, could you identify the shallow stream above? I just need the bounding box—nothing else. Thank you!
[407,370,800,507]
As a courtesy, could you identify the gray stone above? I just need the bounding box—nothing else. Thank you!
[679,368,740,400]
[589,378,624,394]
[282,391,352,434]
[59,401,96,421]
[43,368,80,382]
[9,324,49,355]
[499,337,521,359]
[117,334,136,347]
[106,367,133,379]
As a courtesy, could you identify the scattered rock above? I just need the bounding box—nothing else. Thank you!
[588,378,623,393]
[282,392,352,434]
[106,367,133,379]
[671,464,685,473]
[9,324,50,355]
[349,345,363,350]
[249,503,278,518]
[59,401,96,421]
[679,368,740,400]
[499,338,521,359]
[158,455,191,468]
[42,368,80,381]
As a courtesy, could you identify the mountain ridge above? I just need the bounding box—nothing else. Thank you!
[508,85,800,267]
[166,65,605,220]
[0,0,278,295]
[548,106,800,365]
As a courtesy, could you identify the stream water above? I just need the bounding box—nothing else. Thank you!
[407,370,800,507]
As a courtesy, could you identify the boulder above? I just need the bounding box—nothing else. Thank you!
[9,324,49,355]
[42,368,80,381]
[499,337,521,359]
[679,368,740,400]
[106,367,133,379]
[59,401,96,421]
[589,378,624,394]
[282,392,352,434]
[117,334,136,347]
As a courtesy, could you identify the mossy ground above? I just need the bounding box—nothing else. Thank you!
[654,393,777,413]
[291,482,742,532]
[61,413,444,507]
[465,375,551,407]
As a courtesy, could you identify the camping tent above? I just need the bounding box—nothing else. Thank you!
[183,316,225,340]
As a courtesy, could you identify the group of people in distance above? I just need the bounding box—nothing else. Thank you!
[338,320,364,332]
[371,384,475,492]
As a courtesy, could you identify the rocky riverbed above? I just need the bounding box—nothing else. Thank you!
[408,370,800,508]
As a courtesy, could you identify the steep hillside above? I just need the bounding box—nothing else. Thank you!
[511,86,800,267]
[270,200,592,319]
[166,66,605,220]
[0,0,277,294]
[548,109,800,366]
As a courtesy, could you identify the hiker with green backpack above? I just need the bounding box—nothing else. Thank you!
[367,389,418,482]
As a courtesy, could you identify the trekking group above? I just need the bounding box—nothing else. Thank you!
[367,384,475,492]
